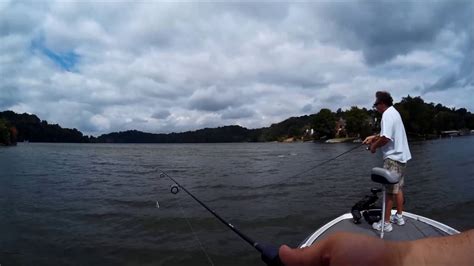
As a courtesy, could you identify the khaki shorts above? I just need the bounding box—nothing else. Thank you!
[383,158,406,194]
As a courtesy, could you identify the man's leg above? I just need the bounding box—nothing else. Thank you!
[385,193,394,221]
[396,189,404,215]
[383,159,405,218]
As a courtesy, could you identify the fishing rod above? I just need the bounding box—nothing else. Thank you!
[158,143,367,265]
[159,171,283,266]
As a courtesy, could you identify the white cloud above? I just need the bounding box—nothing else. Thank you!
[90,114,110,132]
[0,1,472,136]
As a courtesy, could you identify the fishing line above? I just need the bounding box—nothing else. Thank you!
[157,171,282,266]
[176,200,215,266]
[244,143,367,196]
[286,143,365,180]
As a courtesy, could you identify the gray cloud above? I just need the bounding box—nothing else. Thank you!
[0,1,472,135]
[313,1,473,65]
[323,94,347,104]
[424,73,460,93]
[188,87,247,112]
[188,96,234,112]
[0,87,20,109]
[301,104,312,113]
[151,110,171,120]
[422,22,473,94]
[0,2,45,36]
[221,107,255,120]
[258,70,329,89]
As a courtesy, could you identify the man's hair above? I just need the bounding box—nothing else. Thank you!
[375,91,393,106]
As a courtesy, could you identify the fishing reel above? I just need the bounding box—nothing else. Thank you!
[159,172,180,194]
[170,184,179,194]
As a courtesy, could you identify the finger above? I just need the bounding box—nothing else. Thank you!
[279,245,305,266]
[279,245,322,266]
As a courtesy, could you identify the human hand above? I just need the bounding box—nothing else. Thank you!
[363,135,376,144]
[370,144,377,153]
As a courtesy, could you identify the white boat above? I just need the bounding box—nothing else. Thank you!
[300,210,459,247]
[299,167,459,248]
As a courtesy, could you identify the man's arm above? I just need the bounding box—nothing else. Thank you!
[401,229,474,266]
[279,230,474,266]
[369,135,390,153]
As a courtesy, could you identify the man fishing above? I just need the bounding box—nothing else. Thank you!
[363,91,411,232]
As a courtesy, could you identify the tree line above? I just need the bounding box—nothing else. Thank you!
[307,96,474,141]
[0,111,90,145]
[1,95,473,145]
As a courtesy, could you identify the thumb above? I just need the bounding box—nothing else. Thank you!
[279,245,303,265]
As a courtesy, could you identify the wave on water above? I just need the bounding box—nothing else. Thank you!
[207,191,290,203]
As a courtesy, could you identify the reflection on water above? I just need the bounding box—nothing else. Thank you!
[1,137,473,265]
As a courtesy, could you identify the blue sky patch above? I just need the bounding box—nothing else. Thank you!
[31,35,79,72]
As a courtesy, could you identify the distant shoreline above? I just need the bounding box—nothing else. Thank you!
[2,95,474,145]
[11,133,474,145]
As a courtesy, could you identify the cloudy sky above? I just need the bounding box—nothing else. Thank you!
[1,1,473,136]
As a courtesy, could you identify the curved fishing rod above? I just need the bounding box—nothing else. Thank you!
[286,142,365,179]
[159,171,283,266]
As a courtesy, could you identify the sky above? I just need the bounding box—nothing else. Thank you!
[1,1,473,136]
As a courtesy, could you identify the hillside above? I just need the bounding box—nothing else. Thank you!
[0,111,90,143]
[1,95,473,144]
[97,126,263,143]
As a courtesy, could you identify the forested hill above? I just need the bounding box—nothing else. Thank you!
[96,115,317,143]
[1,95,474,144]
[96,126,263,143]
[0,111,90,143]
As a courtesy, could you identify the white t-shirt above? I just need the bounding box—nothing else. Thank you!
[380,106,412,163]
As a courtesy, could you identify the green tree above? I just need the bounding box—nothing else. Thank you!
[433,111,457,131]
[287,125,301,138]
[312,108,336,139]
[395,96,435,136]
[466,113,474,129]
[345,106,371,138]
[0,118,11,145]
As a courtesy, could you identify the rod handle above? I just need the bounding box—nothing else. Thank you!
[260,244,284,266]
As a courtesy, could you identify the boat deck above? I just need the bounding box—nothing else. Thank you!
[300,210,459,247]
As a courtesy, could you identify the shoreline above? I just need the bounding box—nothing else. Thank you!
[10,133,474,145]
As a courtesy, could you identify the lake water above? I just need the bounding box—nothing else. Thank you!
[1,137,473,265]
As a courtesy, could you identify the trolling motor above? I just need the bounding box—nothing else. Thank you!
[351,188,382,224]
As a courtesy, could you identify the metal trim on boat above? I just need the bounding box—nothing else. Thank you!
[402,212,460,235]
[299,213,353,248]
